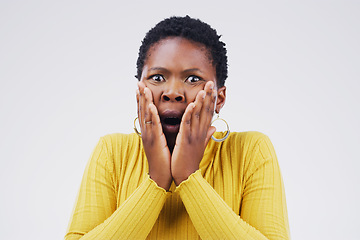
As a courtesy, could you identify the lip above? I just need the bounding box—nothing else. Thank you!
[160,109,184,134]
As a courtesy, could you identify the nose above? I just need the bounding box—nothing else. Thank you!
[161,81,185,102]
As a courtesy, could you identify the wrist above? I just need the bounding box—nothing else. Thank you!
[173,168,198,186]
[149,171,172,191]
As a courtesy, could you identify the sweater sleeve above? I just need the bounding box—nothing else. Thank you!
[175,135,290,240]
[65,138,167,240]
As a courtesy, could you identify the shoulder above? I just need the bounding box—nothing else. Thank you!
[208,131,274,158]
[100,133,141,146]
[230,131,275,154]
[93,133,143,174]
[227,131,270,142]
[97,133,143,158]
[220,131,272,150]
[215,131,277,170]
[231,131,278,171]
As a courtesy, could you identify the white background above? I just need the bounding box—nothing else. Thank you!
[1,1,359,239]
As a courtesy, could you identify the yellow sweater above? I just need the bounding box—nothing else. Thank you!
[65,131,290,240]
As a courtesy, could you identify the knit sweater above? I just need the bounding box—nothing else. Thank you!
[65,131,290,239]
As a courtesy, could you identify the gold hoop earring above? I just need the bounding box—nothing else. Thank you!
[134,117,141,137]
[211,114,230,142]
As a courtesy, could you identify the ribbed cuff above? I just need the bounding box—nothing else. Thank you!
[88,174,168,239]
[174,169,202,193]
[146,174,170,194]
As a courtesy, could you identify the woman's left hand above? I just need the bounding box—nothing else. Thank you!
[171,81,217,185]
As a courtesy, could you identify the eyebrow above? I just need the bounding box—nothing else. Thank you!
[183,68,203,74]
[149,67,168,71]
[149,67,203,74]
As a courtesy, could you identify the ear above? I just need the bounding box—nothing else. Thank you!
[215,86,226,114]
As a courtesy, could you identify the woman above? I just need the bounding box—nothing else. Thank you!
[65,16,290,239]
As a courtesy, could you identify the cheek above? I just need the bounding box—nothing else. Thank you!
[186,89,201,103]
[147,86,162,103]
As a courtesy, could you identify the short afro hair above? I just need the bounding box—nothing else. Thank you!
[136,16,228,87]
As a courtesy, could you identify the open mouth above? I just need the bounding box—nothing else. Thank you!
[160,110,183,134]
[164,117,181,126]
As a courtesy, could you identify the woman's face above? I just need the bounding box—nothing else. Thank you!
[140,37,226,137]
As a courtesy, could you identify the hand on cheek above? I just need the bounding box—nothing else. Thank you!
[171,81,217,185]
[137,82,172,190]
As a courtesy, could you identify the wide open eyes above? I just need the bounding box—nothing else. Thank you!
[147,74,203,84]
[185,75,202,83]
[149,74,165,82]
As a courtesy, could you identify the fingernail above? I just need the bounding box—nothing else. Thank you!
[209,82,214,90]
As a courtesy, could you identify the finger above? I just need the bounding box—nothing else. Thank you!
[149,103,170,151]
[136,88,140,117]
[200,82,215,131]
[145,86,154,105]
[148,102,162,136]
[143,87,153,125]
[137,82,146,126]
[191,90,206,136]
[205,126,216,147]
[206,89,217,126]
[211,89,217,113]
[179,102,195,139]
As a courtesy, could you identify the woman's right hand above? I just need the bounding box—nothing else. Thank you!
[137,81,172,190]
